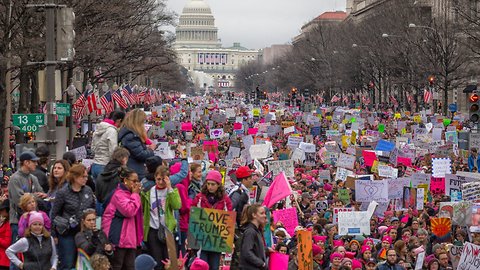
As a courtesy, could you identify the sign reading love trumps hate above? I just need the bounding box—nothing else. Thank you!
[187,207,236,253]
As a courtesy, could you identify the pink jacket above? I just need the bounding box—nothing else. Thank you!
[102,184,143,249]
[170,162,191,232]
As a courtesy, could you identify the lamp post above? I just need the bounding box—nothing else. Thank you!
[66,82,76,149]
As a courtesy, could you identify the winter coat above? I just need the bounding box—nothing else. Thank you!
[8,170,43,224]
[239,222,267,270]
[229,185,250,225]
[92,120,119,166]
[118,127,154,180]
[169,160,191,232]
[95,160,123,204]
[31,166,49,195]
[0,222,11,267]
[141,187,181,241]
[191,192,233,211]
[75,229,110,256]
[50,184,96,237]
[102,184,143,249]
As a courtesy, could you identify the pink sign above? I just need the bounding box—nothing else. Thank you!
[248,128,258,135]
[269,252,289,270]
[233,122,242,130]
[181,122,193,131]
[273,208,298,237]
[430,177,446,195]
[397,157,412,167]
[362,150,377,167]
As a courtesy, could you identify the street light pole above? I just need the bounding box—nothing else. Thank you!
[45,4,57,161]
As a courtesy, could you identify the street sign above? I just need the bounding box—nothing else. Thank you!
[12,113,45,133]
[56,103,71,116]
[448,103,457,113]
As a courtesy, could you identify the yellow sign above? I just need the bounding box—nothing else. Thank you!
[342,135,349,148]
[351,131,357,145]
[252,108,260,117]
[371,160,379,173]
[413,115,422,123]
[394,113,401,119]
[281,121,295,128]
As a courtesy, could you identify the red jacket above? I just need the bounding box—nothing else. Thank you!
[0,222,11,267]
[191,192,233,211]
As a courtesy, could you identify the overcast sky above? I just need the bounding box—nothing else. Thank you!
[164,0,346,50]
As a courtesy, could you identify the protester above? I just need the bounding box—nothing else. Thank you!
[91,110,126,181]
[47,160,71,213]
[17,193,51,238]
[6,211,57,270]
[141,165,181,270]
[95,147,130,205]
[102,166,143,270]
[74,208,112,257]
[51,164,96,270]
[0,200,11,270]
[191,170,233,270]
[31,146,50,194]
[229,166,255,225]
[239,204,268,270]
[188,163,203,199]
[118,109,156,180]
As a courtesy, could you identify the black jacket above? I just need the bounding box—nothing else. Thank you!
[95,160,122,203]
[31,166,48,193]
[50,184,96,237]
[239,223,267,270]
[118,127,154,180]
[230,187,249,225]
[75,229,110,256]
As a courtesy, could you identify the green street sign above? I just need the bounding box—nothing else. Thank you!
[12,113,45,133]
[56,103,71,116]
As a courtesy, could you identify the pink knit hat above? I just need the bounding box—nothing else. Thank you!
[382,236,393,244]
[312,244,323,256]
[190,258,209,270]
[361,245,371,254]
[205,170,223,185]
[330,252,343,261]
[352,259,363,270]
[28,211,44,227]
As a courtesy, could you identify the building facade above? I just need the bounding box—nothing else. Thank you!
[174,0,259,90]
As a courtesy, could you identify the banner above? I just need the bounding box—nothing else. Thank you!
[187,207,236,253]
[457,242,480,270]
[273,207,298,237]
[297,230,313,270]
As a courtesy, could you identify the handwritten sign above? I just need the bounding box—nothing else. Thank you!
[378,165,398,179]
[249,144,270,160]
[338,210,371,236]
[268,160,294,178]
[187,207,236,253]
[335,167,354,182]
[70,146,87,160]
[449,245,463,270]
[432,158,452,178]
[333,207,354,224]
[337,153,356,170]
[287,136,304,148]
[297,230,313,270]
[273,208,298,237]
[355,180,389,203]
[430,177,446,195]
[388,178,409,199]
[457,242,480,270]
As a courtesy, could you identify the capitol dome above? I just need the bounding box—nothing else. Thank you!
[175,0,221,48]
[182,0,212,14]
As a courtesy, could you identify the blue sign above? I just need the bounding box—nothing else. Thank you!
[448,103,457,113]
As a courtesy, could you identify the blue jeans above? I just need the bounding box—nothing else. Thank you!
[58,235,77,270]
[90,163,105,182]
[200,251,221,270]
[9,224,18,270]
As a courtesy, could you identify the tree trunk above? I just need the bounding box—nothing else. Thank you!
[30,71,39,113]
[0,66,7,164]
[18,61,30,114]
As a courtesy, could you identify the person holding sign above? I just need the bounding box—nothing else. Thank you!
[141,166,181,270]
[239,204,268,270]
[191,170,232,270]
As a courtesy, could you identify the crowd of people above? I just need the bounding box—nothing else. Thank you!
[0,94,478,270]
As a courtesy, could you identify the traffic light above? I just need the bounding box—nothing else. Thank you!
[57,8,75,61]
[469,92,480,123]
[304,88,310,99]
[291,88,297,100]
[428,75,435,86]
[263,91,267,100]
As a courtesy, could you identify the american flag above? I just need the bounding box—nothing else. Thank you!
[87,90,99,114]
[390,95,398,107]
[112,89,128,109]
[137,88,147,103]
[144,89,152,105]
[424,88,433,103]
[121,85,136,105]
[73,90,88,121]
[342,94,349,104]
[331,94,340,103]
[407,93,415,104]
[100,91,114,115]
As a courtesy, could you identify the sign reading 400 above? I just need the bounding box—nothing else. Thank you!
[12,114,45,133]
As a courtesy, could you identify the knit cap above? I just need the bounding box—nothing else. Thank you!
[28,211,44,227]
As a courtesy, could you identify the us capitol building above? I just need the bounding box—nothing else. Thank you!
[174,0,259,91]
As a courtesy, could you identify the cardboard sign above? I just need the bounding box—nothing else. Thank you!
[388,178,409,199]
[335,167,354,182]
[333,207,354,224]
[457,242,480,270]
[281,121,295,128]
[297,230,313,270]
[430,177,446,195]
[70,146,87,160]
[338,210,371,236]
[268,160,294,178]
[187,207,236,253]
[191,147,205,160]
[449,245,463,270]
[462,182,480,202]
[432,158,452,178]
[338,189,350,205]
[355,180,389,203]
[378,165,398,179]
[287,136,304,148]
[249,144,270,160]
[273,208,298,237]
[445,174,477,196]
[337,153,356,170]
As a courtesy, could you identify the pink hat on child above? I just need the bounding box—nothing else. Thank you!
[28,211,44,227]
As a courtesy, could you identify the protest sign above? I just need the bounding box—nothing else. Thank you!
[432,158,452,178]
[375,140,395,152]
[462,182,480,202]
[355,180,389,203]
[191,147,205,161]
[209,128,224,139]
[284,126,295,134]
[268,160,294,178]
[337,153,356,170]
[242,135,254,150]
[452,201,472,226]
[187,207,236,253]
[273,208,299,237]
[449,245,463,270]
[249,144,270,160]
[281,121,295,128]
[70,146,87,160]
[378,165,398,179]
[457,242,480,270]
[430,177,446,195]
[287,136,304,148]
[226,147,240,160]
[338,210,371,236]
[445,174,477,196]
[402,187,417,209]
[155,142,175,160]
[269,253,289,270]
[299,142,316,153]
[415,252,425,270]
[362,150,377,167]
[416,188,424,210]
[430,217,452,242]
[335,167,354,182]
[297,230,313,270]
[333,207,354,224]
[388,178,409,199]
[291,148,305,163]
[338,189,350,205]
